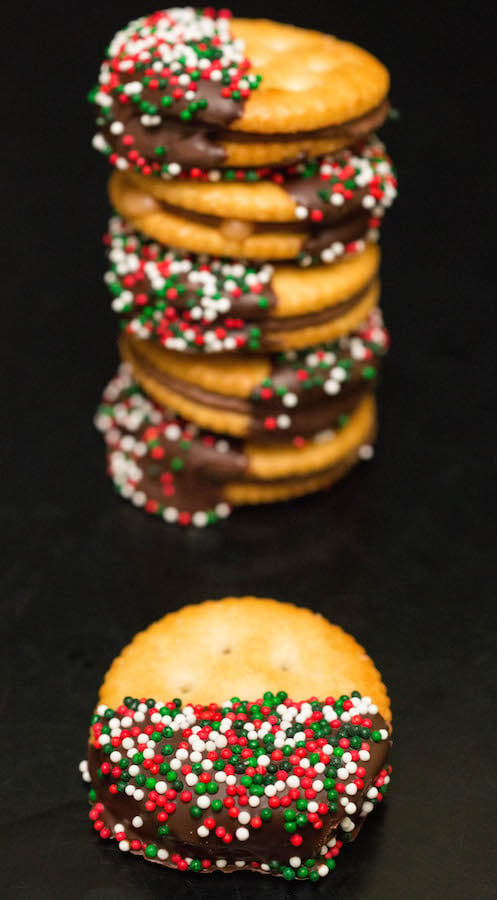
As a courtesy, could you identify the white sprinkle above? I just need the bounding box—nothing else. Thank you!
[362,194,376,209]
[359,443,375,460]
[324,378,340,395]
[360,800,374,817]
[215,502,231,519]
[123,81,143,95]
[92,133,108,152]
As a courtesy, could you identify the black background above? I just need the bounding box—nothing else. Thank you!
[2,2,495,898]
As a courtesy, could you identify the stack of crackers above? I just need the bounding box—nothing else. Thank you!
[91,9,397,526]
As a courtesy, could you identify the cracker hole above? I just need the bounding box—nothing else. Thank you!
[221,647,232,655]
[180,684,192,693]
[280,664,291,672]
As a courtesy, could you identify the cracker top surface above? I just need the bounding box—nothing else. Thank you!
[231,19,389,132]
[99,598,391,721]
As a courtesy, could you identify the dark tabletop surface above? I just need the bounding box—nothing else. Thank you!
[2,1,495,898]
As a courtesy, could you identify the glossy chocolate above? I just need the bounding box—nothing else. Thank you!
[83,692,392,879]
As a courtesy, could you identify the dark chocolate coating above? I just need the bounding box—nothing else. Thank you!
[103,97,390,170]
[85,694,391,878]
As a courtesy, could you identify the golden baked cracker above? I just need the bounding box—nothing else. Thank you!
[268,283,379,349]
[220,134,355,168]
[272,244,379,317]
[119,336,251,437]
[225,456,356,504]
[122,333,270,398]
[230,20,389,132]
[246,395,376,479]
[127,172,301,223]
[99,597,391,721]
[109,172,306,259]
